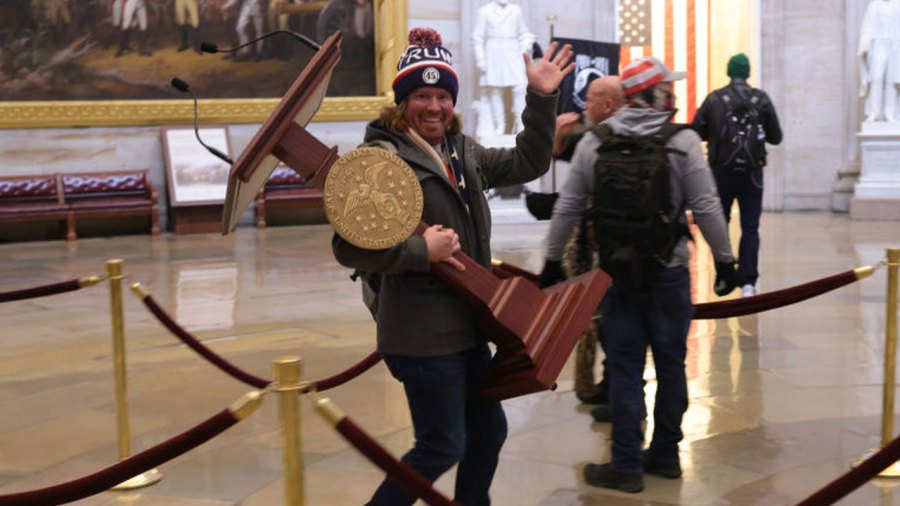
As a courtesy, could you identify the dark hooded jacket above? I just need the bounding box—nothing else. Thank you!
[332,89,558,357]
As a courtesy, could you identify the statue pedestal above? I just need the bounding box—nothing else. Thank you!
[476,133,542,223]
[477,133,517,149]
[851,122,900,220]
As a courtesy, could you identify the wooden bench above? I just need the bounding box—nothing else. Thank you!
[255,166,323,228]
[61,169,160,240]
[0,174,69,237]
[0,170,160,241]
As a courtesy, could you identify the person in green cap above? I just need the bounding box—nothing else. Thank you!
[691,53,782,298]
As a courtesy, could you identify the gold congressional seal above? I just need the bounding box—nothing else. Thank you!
[323,147,424,249]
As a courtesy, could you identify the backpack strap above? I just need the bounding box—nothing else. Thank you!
[653,123,689,157]
[589,121,689,155]
[652,123,693,243]
[719,85,760,111]
[716,86,742,104]
[714,88,731,105]
[588,122,614,144]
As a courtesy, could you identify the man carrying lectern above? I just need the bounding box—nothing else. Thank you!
[331,27,574,506]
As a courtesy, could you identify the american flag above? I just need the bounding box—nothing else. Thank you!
[619,0,709,124]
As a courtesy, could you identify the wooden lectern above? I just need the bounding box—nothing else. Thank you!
[222,31,611,400]
[414,220,611,399]
[222,32,342,234]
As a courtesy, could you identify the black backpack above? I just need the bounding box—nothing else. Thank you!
[588,122,690,293]
[716,87,766,170]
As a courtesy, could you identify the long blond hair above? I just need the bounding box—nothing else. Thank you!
[378,100,463,136]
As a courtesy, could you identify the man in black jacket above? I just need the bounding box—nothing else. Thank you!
[692,53,782,297]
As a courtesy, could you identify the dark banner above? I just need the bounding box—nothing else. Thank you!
[550,38,620,115]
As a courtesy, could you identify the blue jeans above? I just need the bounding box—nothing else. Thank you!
[601,266,693,474]
[368,344,508,506]
[714,168,763,286]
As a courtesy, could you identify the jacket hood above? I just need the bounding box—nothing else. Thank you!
[605,107,678,137]
[363,121,443,174]
[365,120,407,147]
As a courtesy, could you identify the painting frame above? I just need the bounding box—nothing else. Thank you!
[0,0,407,129]
[161,125,233,207]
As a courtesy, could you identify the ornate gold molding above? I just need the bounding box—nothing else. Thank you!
[0,96,392,129]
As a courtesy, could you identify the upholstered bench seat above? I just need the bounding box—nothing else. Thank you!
[0,201,70,216]
[0,171,161,241]
[0,176,69,235]
[255,167,323,228]
[264,187,323,201]
[60,170,160,240]
[68,198,155,210]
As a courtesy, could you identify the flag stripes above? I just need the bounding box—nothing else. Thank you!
[619,0,709,123]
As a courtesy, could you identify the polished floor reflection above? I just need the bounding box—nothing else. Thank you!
[2,212,900,505]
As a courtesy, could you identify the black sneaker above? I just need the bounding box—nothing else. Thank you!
[590,404,611,422]
[642,450,682,479]
[583,379,646,407]
[577,387,608,404]
[583,462,644,493]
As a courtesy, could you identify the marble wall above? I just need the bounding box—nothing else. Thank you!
[763,0,845,211]
[0,0,876,228]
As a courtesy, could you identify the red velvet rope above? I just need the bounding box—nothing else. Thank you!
[0,409,237,506]
[142,295,271,389]
[313,351,381,391]
[694,269,858,319]
[334,417,460,506]
[0,279,82,304]
[494,262,862,320]
[795,434,900,506]
[140,294,381,392]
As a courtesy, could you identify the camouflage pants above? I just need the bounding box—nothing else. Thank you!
[562,213,602,398]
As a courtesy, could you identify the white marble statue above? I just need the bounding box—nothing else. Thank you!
[859,0,900,122]
[471,0,536,135]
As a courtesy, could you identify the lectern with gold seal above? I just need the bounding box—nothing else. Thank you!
[322,147,423,250]
[221,31,610,400]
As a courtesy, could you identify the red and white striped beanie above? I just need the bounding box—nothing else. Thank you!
[620,56,686,96]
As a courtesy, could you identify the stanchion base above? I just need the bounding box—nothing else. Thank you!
[112,468,164,490]
[853,449,900,478]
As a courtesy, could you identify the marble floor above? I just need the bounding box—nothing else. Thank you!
[2,211,900,505]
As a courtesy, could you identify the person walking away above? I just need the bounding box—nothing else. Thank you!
[691,53,782,297]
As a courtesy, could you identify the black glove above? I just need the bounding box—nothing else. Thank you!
[539,260,565,288]
[714,260,739,296]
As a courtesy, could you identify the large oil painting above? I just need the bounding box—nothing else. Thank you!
[0,0,407,127]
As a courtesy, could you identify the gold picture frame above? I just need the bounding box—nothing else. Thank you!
[0,0,406,129]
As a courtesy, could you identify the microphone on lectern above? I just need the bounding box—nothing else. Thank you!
[200,30,320,55]
[170,77,191,93]
[169,77,234,165]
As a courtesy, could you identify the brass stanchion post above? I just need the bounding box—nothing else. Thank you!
[106,259,163,490]
[856,248,900,477]
[275,356,305,506]
[883,248,900,448]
